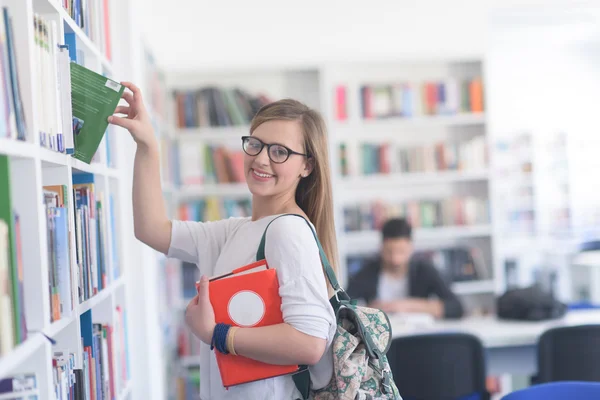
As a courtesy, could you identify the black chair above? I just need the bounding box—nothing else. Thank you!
[387,333,489,400]
[536,324,600,383]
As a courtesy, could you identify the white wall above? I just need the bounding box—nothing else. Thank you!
[138,0,591,71]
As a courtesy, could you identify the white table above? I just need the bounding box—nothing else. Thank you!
[389,309,600,375]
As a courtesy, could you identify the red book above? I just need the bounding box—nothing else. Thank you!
[207,260,299,388]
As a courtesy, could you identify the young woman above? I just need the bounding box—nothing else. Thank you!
[109,82,339,399]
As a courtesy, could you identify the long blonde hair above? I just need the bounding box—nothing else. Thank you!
[250,99,339,284]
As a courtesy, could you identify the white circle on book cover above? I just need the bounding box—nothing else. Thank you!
[228,290,266,327]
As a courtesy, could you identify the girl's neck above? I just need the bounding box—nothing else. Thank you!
[251,193,301,221]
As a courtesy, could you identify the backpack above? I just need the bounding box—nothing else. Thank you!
[497,285,567,321]
[257,214,402,400]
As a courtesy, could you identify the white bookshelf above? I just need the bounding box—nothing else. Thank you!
[320,59,497,311]
[0,0,137,399]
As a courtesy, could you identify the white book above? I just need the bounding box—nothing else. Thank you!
[49,21,64,152]
[179,142,204,185]
[0,220,15,356]
[445,78,459,115]
[57,49,74,154]
[34,15,47,146]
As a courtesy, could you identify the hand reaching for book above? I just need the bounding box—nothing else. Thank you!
[185,275,216,345]
[108,82,155,148]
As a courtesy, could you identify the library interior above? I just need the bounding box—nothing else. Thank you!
[1,0,600,399]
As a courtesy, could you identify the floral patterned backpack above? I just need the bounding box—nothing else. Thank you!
[257,214,402,400]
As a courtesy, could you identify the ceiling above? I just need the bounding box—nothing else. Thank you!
[135,0,598,72]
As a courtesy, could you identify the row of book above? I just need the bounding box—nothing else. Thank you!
[60,0,112,61]
[0,211,26,356]
[0,308,130,400]
[51,308,129,400]
[33,14,74,152]
[174,87,271,128]
[179,143,245,186]
[360,78,484,119]
[339,136,487,176]
[344,197,490,232]
[0,7,27,141]
[0,156,26,356]
[178,198,252,224]
[43,174,119,323]
[0,374,37,399]
[347,244,490,283]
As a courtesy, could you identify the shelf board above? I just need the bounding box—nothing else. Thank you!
[343,225,492,254]
[78,276,124,315]
[173,126,249,141]
[44,0,113,72]
[44,314,77,339]
[0,390,40,399]
[333,113,486,141]
[38,277,125,343]
[452,279,496,296]
[0,138,35,159]
[177,183,249,199]
[339,169,489,188]
[0,334,46,379]
[180,356,201,367]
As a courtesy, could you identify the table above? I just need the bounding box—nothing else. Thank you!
[389,309,600,375]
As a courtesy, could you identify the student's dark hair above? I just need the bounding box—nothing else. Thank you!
[381,218,412,240]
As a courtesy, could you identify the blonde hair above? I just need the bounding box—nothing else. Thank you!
[250,99,339,287]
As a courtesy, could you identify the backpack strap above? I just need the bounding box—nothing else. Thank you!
[256,213,341,292]
[256,213,343,400]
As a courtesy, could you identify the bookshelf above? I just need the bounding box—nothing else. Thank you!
[321,58,497,314]
[0,0,135,399]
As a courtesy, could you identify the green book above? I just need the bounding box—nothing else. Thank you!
[70,62,125,164]
[0,155,21,345]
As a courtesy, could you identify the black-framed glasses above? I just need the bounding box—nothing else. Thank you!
[241,136,309,164]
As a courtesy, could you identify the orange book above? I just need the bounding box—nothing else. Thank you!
[207,260,299,388]
[469,78,484,113]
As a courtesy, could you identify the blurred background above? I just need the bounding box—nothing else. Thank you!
[1,0,600,399]
[136,1,600,398]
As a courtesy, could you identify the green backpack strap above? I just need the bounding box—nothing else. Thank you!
[256,213,341,292]
[256,213,344,400]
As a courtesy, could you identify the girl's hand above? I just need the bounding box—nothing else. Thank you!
[185,276,216,345]
[108,82,156,149]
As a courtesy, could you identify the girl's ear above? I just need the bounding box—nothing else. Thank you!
[302,157,315,178]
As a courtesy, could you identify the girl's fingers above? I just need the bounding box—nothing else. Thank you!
[122,91,134,106]
[121,81,143,100]
[108,115,135,131]
[114,105,130,115]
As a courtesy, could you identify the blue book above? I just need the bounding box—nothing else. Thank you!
[53,207,72,317]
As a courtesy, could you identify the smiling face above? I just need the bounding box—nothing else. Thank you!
[244,119,312,201]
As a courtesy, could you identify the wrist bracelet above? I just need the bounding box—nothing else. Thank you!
[210,323,231,354]
[227,326,239,356]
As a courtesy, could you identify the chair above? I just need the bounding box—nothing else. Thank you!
[387,333,489,400]
[536,324,600,383]
[501,381,600,400]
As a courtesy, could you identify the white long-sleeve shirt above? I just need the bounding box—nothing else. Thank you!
[168,214,336,400]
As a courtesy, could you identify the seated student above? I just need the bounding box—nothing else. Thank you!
[347,218,464,319]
